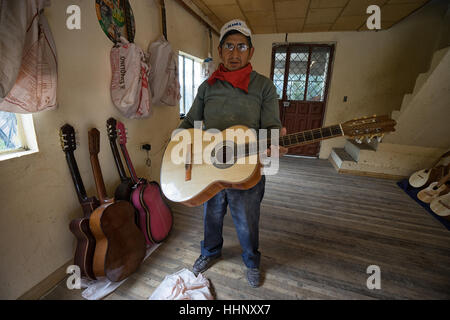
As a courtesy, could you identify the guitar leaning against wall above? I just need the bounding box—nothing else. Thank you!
[117,121,173,244]
[106,117,135,202]
[87,128,146,282]
[59,124,99,280]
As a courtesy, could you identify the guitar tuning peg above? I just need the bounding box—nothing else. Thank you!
[355,137,363,144]
[377,134,384,143]
[366,136,372,143]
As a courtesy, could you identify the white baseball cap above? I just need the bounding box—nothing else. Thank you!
[219,19,252,43]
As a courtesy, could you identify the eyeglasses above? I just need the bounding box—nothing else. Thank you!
[223,43,249,52]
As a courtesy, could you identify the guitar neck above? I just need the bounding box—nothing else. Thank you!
[64,151,89,205]
[89,153,109,203]
[244,124,343,156]
[119,143,139,184]
[109,139,129,182]
[277,124,343,148]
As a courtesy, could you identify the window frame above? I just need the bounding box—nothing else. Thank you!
[178,51,204,116]
[0,113,39,161]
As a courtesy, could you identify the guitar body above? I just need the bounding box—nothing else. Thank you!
[89,200,146,282]
[69,217,97,280]
[161,125,262,207]
[409,165,447,189]
[430,193,450,217]
[131,181,173,243]
[417,182,450,204]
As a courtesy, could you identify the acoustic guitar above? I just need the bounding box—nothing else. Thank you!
[417,172,450,204]
[106,117,135,202]
[408,151,450,188]
[59,124,99,280]
[160,115,397,207]
[117,121,173,244]
[430,193,450,218]
[88,128,146,282]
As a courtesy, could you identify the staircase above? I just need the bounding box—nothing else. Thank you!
[329,46,450,179]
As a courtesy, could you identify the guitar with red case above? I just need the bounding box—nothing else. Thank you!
[117,121,173,244]
[59,124,99,280]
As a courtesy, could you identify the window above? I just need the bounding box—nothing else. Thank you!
[271,44,332,102]
[178,51,204,116]
[0,111,38,161]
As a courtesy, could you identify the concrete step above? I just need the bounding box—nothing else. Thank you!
[329,148,355,169]
[344,139,377,162]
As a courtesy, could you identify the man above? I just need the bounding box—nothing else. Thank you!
[178,19,287,288]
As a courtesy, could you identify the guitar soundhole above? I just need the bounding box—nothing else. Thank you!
[211,142,236,169]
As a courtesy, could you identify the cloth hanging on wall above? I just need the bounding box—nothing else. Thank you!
[0,0,57,113]
[147,36,181,106]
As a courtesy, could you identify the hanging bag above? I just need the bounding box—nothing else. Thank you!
[0,0,57,113]
[110,37,152,119]
[147,36,181,106]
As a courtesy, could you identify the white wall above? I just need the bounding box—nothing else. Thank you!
[0,0,218,300]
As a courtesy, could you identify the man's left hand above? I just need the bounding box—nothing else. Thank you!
[266,127,288,157]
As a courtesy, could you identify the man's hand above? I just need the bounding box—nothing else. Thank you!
[266,127,288,157]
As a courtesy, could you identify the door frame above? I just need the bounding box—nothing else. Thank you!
[270,42,336,157]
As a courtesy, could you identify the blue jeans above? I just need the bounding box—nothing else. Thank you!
[200,175,265,269]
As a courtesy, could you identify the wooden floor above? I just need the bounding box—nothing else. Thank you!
[42,157,450,300]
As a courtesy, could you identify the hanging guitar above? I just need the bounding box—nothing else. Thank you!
[88,128,146,282]
[417,171,450,204]
[59,124,99,280]
[117,121,173,244]
[160,114,397,207]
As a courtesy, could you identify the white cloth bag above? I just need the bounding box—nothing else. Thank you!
[0,0,57,113]
[147,36,181,106]
[110,37,152,119]
[149,268,213,300]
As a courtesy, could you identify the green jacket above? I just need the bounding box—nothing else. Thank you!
[178,71,282,132]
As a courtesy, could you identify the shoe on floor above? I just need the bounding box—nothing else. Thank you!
[192,254,221,275]
[246,268,261,288]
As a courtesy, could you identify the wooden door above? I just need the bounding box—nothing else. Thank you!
[271,44,334,156]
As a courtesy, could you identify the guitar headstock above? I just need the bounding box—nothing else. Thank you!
[60,124,76,152]
[341,115,396,143]
[88,128,100,155]
[106,117,118,142]
[117,121,127,145]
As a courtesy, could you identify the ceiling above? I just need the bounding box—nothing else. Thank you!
[189,0,431,34]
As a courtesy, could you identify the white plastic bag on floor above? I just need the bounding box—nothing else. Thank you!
[81,244,160,300]
[149,268,213,300]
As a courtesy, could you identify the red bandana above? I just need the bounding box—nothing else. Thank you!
[207,63,252,93]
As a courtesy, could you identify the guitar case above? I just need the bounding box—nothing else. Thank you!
[131,180,173,244]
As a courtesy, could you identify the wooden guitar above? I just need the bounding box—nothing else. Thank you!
[117,121,173,244]
[417,172,450,204]
[430,193,450,218]
[408,151,450,188]
[161,115,397,207]
[106,117,135,202]
[88,128,146,282]
[59,124,99,280]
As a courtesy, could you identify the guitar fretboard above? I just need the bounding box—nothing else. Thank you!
[277,125,343,148]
